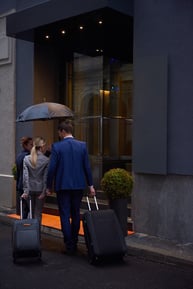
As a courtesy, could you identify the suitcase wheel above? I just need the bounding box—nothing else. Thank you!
[89,255,98,265]
[13,252,17,264]
[12,250,42,263]
[87,249,99,265]
[38,251,42,261]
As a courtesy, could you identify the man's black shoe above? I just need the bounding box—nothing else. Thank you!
[62,248,77,256]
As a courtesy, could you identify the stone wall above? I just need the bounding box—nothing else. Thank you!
[0,14,16,209]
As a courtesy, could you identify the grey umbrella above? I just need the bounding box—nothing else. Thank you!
[16,102,74,122]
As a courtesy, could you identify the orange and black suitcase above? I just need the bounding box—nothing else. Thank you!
[82,196,127,265]
[12,197,41,263]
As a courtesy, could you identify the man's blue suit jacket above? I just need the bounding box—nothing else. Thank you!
[46,137,93,192]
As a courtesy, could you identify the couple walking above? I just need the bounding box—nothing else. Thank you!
[21,120,95,255]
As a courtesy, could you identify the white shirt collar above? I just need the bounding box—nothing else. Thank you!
[63,135,73,139]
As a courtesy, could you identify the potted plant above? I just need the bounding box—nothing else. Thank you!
[101,168,133,236]
[12,164,17,181]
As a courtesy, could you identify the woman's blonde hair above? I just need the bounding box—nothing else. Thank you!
[30,137,46,167]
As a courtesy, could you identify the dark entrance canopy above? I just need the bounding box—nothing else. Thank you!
[6,0,133,61]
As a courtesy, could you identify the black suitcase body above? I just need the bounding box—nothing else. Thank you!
[82,196,127,264]
[12,197,41,263]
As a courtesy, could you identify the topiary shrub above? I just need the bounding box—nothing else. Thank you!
[100,168,133,200]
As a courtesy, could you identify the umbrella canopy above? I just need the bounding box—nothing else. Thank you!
[16,102,74,122]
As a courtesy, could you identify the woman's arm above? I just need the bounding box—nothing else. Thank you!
[22,158,29,198]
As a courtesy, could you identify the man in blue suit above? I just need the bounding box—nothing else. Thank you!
[46,120,95,255]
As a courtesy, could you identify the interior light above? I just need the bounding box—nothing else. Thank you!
[79,25,84,30]
[61,30,66,34]
[45,35,50,39]
[100,89,110,96]
[98,20,103,25]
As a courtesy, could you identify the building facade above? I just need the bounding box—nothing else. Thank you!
[1,0,193,245]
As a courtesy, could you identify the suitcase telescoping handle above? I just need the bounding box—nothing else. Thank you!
[86,195,99,211]
[20,195,32,219]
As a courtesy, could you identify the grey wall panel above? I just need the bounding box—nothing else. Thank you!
[167,53,193,175]
[133,55,167,174]
[16,39,33,155]
[133,0,193,175]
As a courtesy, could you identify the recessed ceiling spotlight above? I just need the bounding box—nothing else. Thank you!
[79,25,84,30]
[61,30,66,34]
[45,35,50,39]
[96,48,103,53]
[98,20,103,24]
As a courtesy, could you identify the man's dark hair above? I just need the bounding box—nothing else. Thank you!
[58,119,73,134]
[20,136,33,147]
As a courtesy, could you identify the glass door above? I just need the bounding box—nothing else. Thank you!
[71,53,133,188]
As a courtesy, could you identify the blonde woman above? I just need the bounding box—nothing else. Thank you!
[22,137,49,226]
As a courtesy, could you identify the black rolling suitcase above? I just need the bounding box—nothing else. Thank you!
[82,196,127,265]
[12,197,41,263]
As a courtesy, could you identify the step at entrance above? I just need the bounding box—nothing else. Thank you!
[43,194,133,231]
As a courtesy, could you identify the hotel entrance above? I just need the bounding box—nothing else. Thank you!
[7,6,133,224]
[33,9,133,188]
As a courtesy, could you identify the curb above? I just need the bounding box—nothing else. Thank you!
[126,233,193,268]
[1,211,193,267]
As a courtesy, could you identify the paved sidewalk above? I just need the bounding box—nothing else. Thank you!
[126,232,193,267]
[1,206,193,267]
